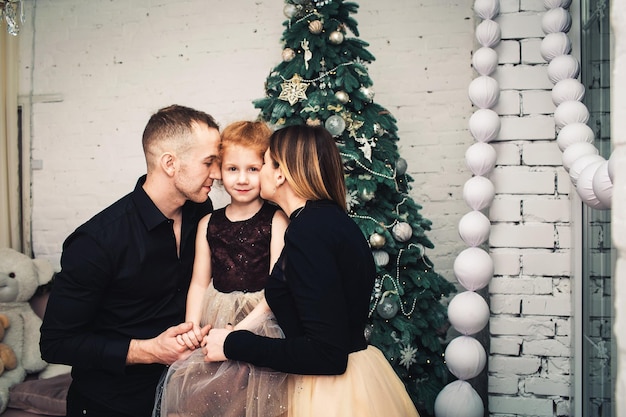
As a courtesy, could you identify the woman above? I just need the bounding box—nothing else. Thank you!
[203,124,419,417]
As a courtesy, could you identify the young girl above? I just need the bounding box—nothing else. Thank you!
[154,121,290,417]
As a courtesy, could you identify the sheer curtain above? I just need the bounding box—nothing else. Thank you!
[0,28,21,250]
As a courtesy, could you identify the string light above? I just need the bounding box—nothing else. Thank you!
[340,152,396,179]
[280,62,354,83]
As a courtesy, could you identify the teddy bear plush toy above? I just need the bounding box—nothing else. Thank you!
[0,247,56,413]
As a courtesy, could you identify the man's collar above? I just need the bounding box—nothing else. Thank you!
[131,175,169,231]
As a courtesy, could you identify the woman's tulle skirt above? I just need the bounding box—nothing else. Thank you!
[287,345,419,417]
[154,283,288,417]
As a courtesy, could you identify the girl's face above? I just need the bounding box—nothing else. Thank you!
[220,144,263,205]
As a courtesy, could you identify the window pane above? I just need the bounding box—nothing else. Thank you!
[580,1,614,415]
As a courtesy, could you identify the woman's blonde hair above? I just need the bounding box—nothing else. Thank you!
[220,121,272,161]
[269,125,346,210]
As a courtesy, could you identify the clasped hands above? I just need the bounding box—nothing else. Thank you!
[174,322,234,362]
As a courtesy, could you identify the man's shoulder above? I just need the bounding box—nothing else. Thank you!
[75,192,136,235]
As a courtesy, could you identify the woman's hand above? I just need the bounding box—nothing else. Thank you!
[202,325,233,362]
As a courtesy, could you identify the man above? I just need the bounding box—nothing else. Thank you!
[40,105,221,417]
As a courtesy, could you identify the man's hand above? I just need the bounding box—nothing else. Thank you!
[127,322,211,365]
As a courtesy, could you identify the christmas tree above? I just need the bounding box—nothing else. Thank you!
[254,1,456,414]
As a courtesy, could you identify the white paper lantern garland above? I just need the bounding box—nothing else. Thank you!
[434,1,499,415]
[542,0,613,209]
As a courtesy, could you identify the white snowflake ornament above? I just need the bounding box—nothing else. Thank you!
[399,345,418,369]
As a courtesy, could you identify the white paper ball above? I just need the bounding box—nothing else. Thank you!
[554,100,590,130]
[463,176,495,211]
[541,7,572,34]
[458,210,491,247]
[469,109,500,142]
[434,381,484,417]
[544,0,572,9]
[592,160,613,209]
[447,291,490,335]
[569,154,604,187]
[540,32,572,62]
[562,142,599,172]
[454,247,493,291]
[577,160,608,209]
[445,336,487,380]
[475,19,501,48]
[474,0,500,20]
[472,47,498,76]
[547,54,580,84]
[552,78,585,106]
[468,76,499,109]
[556,122,595,151]
[608,151,616,183]
[465,143,497,176]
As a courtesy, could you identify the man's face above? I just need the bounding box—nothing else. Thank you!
[174,123,221,203]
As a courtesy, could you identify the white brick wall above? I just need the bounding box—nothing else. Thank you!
[16,0,593,416]
[486,2,575,416]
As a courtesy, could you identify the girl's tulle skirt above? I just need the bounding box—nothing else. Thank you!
[154,283,288,417]
[287,345,419,417]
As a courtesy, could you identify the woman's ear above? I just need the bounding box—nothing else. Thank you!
[275,167,286,187]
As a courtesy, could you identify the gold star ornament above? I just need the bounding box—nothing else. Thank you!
[279,74,309,106]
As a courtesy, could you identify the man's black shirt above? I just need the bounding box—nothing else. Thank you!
[40,176,212,417]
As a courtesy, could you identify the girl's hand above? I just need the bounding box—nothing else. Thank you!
[176,323,211,350]
[202,325,233,362]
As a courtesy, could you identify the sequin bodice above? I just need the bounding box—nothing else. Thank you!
[208,202,278,293]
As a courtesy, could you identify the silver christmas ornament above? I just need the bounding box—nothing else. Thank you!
[282,48,296,62]
[396,157,408,175]
[369,233,386,249]
[392,222,413,242]
[329,31,344,44]
[360,187,375,202]
[359,86,375,102]
[308,20,323,35]
[377,297,399,319]
[283,4,298,18]
[335,90,349,104]
[364,324,374,341]
[372,250,390,267]
[324,115,346,136]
